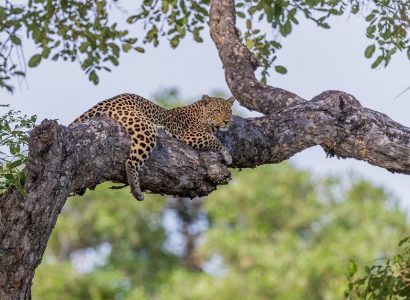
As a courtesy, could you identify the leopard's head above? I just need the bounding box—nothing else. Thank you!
[201,95,235,131]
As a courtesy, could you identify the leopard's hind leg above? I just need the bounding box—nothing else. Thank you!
[71,100,157,200]
[117,114,158,201]
[177,130,232,165]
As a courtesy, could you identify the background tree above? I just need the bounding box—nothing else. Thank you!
[346,237,410,299]
[1,0,410,299]
[32,164,409,299]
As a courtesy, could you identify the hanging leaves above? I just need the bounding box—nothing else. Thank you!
[0,107,37,195]
[1,0,410,91]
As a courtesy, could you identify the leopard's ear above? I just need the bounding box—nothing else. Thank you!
[202,95,213,105]
[227,96,235,106]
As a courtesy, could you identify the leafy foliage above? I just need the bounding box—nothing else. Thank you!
[128,0,348,82]
[346,237,410,299]
[0,105,36,194]
[126,0,210,49]
[32,164,409,299]
[1,0,410,90]
[353,0,410,69]
[0,2,27,92]
[0,0,137,91]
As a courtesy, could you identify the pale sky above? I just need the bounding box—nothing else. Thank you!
[2,10,410,211]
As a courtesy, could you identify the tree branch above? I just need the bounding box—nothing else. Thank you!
[209,0,304,114]
[224,91,410,173]
[209,0,410,173]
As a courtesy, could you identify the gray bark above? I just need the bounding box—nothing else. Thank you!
[1,0,410,298]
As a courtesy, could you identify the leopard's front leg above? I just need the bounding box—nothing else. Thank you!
[204,135,232,165]
[177,130,232,165]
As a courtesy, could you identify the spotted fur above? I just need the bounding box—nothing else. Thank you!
[70,93,234,201]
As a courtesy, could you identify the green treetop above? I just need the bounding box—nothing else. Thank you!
[1,0,410,91]
[33,163,409,299]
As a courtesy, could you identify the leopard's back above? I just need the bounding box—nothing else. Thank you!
[71,93,166,126]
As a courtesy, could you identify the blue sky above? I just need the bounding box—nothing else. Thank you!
[2,10,410,210]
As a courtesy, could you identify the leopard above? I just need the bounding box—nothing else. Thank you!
[70,93,235,201]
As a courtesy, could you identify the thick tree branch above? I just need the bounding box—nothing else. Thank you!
[209,0,410,172]
[224,91,410,173]
[209,0,304,114]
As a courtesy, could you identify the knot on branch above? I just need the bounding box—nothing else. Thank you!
[25,120,71,194]
[238,43,262,71]
[315,90,363,123]
[314,91,367,159]
[29,119,60,154]
[206,163,231,185]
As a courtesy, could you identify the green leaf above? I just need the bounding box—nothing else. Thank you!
[274,65,287,74]
[371,56,384,68]
[162,1,169,14]
[366,14,376,22]
[122,43,132,52]
[237,12,245,18]
[12,7,24,14]
[289,8,299,24]
[193,28,203,43]
[279,21,292,36]
[176,25,186,37]
[170,35,180,48]
[127,15,140,24]
[245,39,255,49]
[8,159,23,169]
[246,19,252,30]
[364,45,376,58]
[28,54,42,68]
[109,43,120,57]
[134,47,145,53]
[351,5,359,14]
[89,70,99,85]
[42,47,50,59]
[79,42,89,53]
[347,260,357,277]
[366,25,376,38]
[11,35,22,46]
[32,27,41,43]
[108,56,119,66]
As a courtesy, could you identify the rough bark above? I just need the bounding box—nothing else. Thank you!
[209,0,304,114]
[1,0,410,299]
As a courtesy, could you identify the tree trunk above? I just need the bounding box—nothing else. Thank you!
[0,118,230,299]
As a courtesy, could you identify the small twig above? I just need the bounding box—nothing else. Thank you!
[394,85,410,100]
[109,184,129,190]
